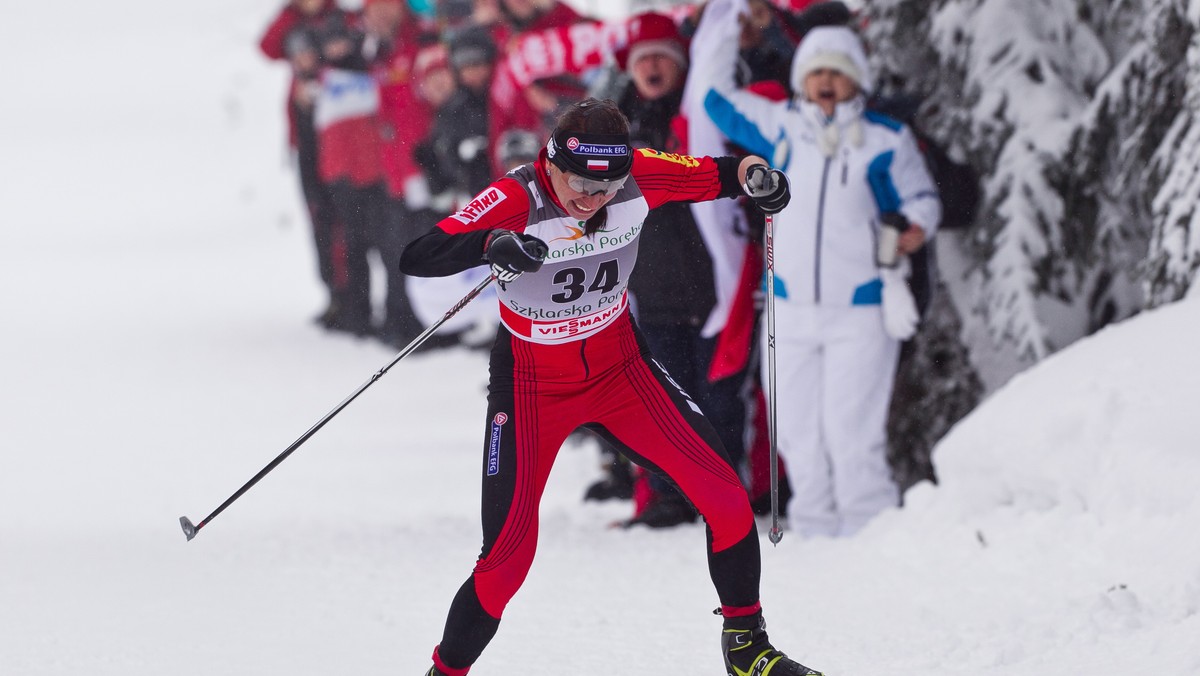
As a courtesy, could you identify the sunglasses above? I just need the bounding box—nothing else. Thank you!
[565,171,629,196]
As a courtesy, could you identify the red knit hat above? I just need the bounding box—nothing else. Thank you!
[413,43,450,81]
[615,12,688,72]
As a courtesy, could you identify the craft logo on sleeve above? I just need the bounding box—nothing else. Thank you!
[487,412,508,476]
[637,147,699,168]
[451,186,508,224]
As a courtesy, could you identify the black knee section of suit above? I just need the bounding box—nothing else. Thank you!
[437,577,502,670]
[707,521,762,609]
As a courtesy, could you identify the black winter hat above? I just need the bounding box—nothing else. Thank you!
[497,129,542,167]
[447,27,496,70]
[437,0,474,24]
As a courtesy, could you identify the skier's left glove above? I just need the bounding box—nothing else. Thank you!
[743,164,790,214]
[485,229,549,284]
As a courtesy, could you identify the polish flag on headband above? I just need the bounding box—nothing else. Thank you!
[586,159,610,171]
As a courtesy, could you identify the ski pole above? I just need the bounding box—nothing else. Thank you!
[764,211,783,545]
[179,274,496,542]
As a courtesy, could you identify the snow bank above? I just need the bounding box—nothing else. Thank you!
[930,291,1200,522]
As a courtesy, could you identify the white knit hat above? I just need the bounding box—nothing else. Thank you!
[789,26,872,95]
[626,39,688,71]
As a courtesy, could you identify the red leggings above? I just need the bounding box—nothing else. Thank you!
[433,312,761,672]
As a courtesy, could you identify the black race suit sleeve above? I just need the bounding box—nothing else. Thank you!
[398,228,491,277]
[398,176,531,277]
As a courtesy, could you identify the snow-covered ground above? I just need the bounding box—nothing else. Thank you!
[2,1,1198,674]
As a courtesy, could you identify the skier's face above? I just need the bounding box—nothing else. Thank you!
[803,68,858,116]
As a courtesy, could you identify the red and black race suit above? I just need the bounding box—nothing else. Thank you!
[402,148,763,672]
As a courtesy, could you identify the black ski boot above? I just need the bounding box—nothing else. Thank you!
[722,611,823,676]
[624,487,698,528]
[582,450,635,501]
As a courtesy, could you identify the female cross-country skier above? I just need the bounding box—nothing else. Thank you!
[399,97,822,676]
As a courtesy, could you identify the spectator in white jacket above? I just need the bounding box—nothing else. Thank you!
[701,4,941,537]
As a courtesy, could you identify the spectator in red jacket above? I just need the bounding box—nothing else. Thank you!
[368,0,436,205]
[260,0,346,145]
[363,0,440,346]
[311,5,388,336]
[259,0,350,328]
[486,0,590,176]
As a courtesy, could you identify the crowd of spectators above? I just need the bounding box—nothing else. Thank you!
[259,0,947,537]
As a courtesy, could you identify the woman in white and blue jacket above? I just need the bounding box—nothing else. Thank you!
[701,4,941,537]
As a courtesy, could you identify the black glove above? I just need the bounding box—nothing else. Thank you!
[485,230,549,283]
[876,211,911,267]
[743,164,790,214]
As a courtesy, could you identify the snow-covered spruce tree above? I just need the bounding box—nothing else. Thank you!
[1052,0,1191,327]
[861,0,1194,484]
[866,0,1194,373]
[887,283,985,491]
[925,0,1112,367]
[1146,0,1200,305]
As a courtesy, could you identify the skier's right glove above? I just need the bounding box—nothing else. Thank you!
[484,229,549,284]
[743,164,791,214]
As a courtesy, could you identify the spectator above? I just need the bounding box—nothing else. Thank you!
[737,0,796,88]
[365,0,439,346]
[494,128,542,172]
[429,27,498,199]
[258,0,349,329]
[703,2,942,537]
[404,39,496,353]
[434,0,476,31]
[311,6,388,336]
[397,97,820,676]
[412,42,459,214]
[679,0,792,90]
[682,0,818,517]
[491,0,579,41]
[486,0,589,176]
[775,1,854,48]
[609,13,754,529]
[415,42,457,112]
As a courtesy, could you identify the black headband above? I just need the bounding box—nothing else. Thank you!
[545,129,633,181]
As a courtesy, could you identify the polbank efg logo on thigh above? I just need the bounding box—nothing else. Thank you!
[488,412,508,476]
